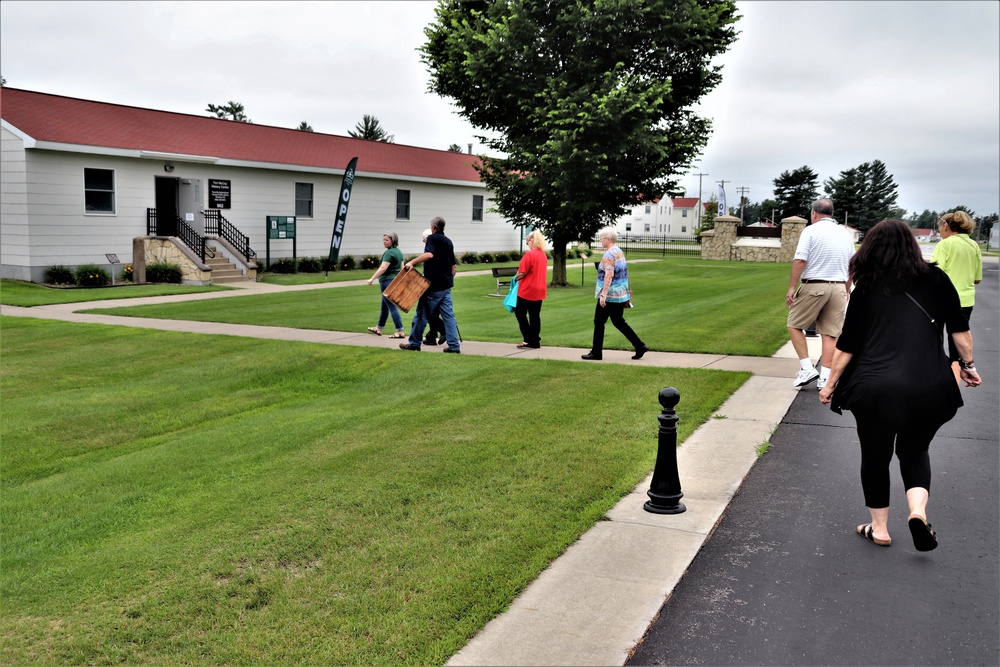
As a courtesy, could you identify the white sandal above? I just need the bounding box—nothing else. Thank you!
[367,327,382,336]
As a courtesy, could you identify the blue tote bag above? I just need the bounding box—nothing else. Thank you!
[503,278,519,313]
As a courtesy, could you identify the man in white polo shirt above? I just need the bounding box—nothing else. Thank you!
[786,198,855,389]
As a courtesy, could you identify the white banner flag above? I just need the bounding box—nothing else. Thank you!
[717,184,726,217]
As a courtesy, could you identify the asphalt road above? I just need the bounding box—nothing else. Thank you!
[629,262,999,666]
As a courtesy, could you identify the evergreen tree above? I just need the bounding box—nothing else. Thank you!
[824,159,899,232]
[447,144,463,152]
[206,101,251,123]
[348,115,394,142]
[772,166,819,222]
[297,121,314,132]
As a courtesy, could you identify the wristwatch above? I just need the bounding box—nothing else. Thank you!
[959,358,977,372]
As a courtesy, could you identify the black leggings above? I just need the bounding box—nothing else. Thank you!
[591,301,643,353]
[851,407,955,508]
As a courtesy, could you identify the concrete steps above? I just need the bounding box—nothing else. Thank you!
[205,247,251,284]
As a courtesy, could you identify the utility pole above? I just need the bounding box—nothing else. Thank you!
[716,179,729,216]
[694,172,708,222]
[736,186,750,223]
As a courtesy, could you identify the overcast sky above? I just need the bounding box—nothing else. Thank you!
[2,1,998,218]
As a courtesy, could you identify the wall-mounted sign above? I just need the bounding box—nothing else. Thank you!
[267,216,296,239]
[209,179,232,209]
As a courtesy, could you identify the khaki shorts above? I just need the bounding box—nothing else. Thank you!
[787,282,848,336]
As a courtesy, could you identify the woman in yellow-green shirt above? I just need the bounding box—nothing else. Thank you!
[932,210,982,367]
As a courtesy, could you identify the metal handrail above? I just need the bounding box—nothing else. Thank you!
[175,217,210,262]
[146,208,212,262]
[204,209,256,263]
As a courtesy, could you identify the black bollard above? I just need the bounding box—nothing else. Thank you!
[643,387,686,514]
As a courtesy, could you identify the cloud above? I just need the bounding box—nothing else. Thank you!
[2,0,998,216]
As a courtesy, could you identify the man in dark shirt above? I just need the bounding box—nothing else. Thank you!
[399,216,461,353]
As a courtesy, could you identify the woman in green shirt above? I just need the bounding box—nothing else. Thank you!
[932,210,982,373]
[366,232,406,338]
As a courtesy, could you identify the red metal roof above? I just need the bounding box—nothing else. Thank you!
[672,197,700,208]
[0,88,482,183]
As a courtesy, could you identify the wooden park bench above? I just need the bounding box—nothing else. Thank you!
[489,266,518,297]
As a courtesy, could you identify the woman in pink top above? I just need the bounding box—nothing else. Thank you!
[513,231,549,348]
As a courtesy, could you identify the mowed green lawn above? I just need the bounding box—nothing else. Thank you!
[0,280,228,307]
[1,316,748,665]
[81,258,792,356]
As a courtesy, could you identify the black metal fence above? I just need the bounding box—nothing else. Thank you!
[611,235,701,256]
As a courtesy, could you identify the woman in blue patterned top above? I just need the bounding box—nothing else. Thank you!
[581,227,649,361]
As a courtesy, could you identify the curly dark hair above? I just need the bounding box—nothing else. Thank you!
[849,219,932,295]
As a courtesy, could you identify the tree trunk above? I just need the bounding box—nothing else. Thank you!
[550,238,568,286]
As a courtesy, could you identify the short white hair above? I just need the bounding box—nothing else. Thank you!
[421,228,433,241]
[597,227,618,242]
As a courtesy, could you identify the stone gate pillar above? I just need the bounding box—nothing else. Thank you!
[779,216,807,262]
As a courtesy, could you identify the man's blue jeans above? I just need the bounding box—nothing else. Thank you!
[408,288,460,350]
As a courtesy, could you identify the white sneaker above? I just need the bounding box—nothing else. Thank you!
[817,377,827,390]
[794,367,820,387]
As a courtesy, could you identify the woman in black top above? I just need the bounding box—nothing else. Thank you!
[819,219,982,551]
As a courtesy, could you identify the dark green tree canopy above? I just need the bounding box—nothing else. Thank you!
[447,143,464,152]
[823,159,899,232]
[206,101,251,123]
[421,0,739,283]
[297,121,314,132]
[348,114,394,142]
[772,166,819,222]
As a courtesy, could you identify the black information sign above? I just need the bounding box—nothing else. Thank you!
[208,179,232,209]
[267,216,296,240]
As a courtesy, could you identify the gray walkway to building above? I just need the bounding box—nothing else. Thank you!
[3,259,995,665]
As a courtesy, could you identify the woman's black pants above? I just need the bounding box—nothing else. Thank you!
[514,297,543,347]
[850,406,955,508]
[590,301,643,354]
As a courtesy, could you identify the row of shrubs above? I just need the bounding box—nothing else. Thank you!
[43,262,182,287]
[261,250,531,274]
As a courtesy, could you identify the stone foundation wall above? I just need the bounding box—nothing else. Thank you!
[700,215,807,263]
[133,237,211,285]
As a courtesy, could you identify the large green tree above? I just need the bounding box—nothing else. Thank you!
[421,0,740,284]
[772,166,819,222]
[348,114,394,142]
[823,159,899,232]
[206,101,251,123]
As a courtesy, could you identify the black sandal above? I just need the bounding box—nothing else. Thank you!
[907,514,938,552]
[856,523,891,547]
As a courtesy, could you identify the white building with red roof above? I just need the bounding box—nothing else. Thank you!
[613,195,703,239]
[1,88,518,283]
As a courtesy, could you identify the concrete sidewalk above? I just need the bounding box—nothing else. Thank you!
[0,275,821,666]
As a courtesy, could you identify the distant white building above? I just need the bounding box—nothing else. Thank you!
[613,196,703,239]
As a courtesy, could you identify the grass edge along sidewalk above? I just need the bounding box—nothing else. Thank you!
[0,315,750,665]
[76,258,793,357]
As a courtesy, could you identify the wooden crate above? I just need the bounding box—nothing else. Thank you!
[383,268,430,313]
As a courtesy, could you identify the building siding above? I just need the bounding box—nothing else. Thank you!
[2,144,520,281]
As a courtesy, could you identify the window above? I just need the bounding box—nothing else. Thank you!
[295,182,314,217]
[645,205,652,214]
[84,168,115,213]
[625,222,632,232]
[682,226,687,233]
[472,194,484,222]
[396,189,410,220]
[682,210,688,218]
[644,223,650,232]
